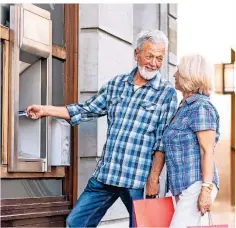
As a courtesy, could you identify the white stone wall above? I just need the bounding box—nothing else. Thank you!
[78,4,133,222]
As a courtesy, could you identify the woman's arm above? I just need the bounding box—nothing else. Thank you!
[196,129,216,215]
[197,130,216,183]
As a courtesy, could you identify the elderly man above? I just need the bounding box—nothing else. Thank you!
[26,29,177,227]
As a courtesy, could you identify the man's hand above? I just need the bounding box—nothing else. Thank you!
[146,172,159,197]
[198,187,212,216]
[26,104,45,120]
[146,151,164,197]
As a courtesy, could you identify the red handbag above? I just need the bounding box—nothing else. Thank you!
[133,196,174,227]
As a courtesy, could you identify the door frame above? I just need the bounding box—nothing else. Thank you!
[63,4,79,206]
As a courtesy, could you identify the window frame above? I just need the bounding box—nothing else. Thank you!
[0,22,67,176]
[0,3,78,206]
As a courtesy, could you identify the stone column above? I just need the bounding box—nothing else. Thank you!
[78,4,133,222]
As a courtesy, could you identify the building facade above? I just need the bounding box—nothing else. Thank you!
[0,3,178,227]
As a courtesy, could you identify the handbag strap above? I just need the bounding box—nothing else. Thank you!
[197,212,214,226]
[144,193,159,199]
[143,185,159,199]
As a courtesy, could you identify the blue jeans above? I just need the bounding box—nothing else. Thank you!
[66,177,144,227]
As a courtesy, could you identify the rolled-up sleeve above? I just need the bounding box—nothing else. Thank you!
[66,84,108,126]
[153,89,177,152]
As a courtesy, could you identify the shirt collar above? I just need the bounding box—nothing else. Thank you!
[185,93,210,105]
[122,67,161,90]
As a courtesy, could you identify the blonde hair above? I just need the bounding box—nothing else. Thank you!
[178,54,213,96]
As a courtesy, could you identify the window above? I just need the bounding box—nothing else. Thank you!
[8,4,52,172]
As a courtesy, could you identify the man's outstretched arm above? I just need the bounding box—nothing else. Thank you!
[26,105,70,120]
[26,83,109,125]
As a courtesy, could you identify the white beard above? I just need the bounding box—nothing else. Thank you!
[138,65,158,80]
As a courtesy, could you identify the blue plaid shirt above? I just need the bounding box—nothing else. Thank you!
[163,94,220,196]
[66,68,177,189]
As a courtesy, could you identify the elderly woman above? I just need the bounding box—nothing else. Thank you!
[162,54,220,227]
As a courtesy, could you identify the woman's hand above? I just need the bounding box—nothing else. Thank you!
[196,130,215,216]
[197,187,212,216]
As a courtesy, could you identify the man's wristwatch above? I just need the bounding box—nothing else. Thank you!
[202,182,213,191]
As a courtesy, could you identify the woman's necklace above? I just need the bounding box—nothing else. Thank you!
[178,99,184,109]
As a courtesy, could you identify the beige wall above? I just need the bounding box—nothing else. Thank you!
[211,94,234,226]
[212,94,231,202]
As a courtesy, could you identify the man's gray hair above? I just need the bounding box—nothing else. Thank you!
[135,30,169,51]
